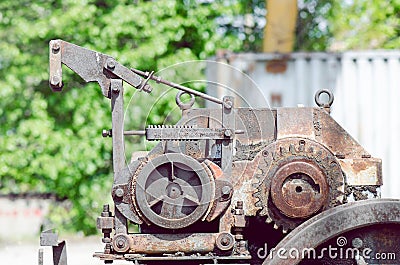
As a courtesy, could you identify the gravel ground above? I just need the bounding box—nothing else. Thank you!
[0,236,127,265]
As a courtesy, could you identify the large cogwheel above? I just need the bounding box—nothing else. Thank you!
[253,137,344,233]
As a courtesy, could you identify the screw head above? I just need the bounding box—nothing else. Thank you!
[107,59,116,70]
[115,188,124,198]
[112,86,120,93]
[50,76,60,86]
[116,239,124,247]
[216,233,234,251]
[223,99,233,109]
[102,130,109,137]
[352,237,363,248]
[52,42,60,53]
[221,185,231,197]
[224,129,232,137]
[221,237,229,246]
[143,84,152,93]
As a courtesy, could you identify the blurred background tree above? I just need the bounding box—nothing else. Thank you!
[329,0,400,50]
[1,0,399,235]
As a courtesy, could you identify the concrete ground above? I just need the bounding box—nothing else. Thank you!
[0,236,127,265]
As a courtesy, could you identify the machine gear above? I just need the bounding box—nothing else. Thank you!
[253,137,344,233]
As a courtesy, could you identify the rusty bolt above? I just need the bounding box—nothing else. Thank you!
[352,237,363,248]
[106,59,116,70]
[216,233,234,251]
[102,129,112,137]
[224,129,232,137]
[115,188,124,198]
[223,98,233,109]
[52,42,60,53]
[143,84,152,93]
[221,185,231,198]
[101,204,110,217]
[221,237,229,246]
[102,238,111,243]
[50,76,60,86]
[116,239,125,248]
[113,234,130,253]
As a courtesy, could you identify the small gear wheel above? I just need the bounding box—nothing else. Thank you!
[253,138,344,233]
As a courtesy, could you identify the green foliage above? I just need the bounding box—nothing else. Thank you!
[0,0,247,234]
[329,0,400,50]
[295,0,333,51]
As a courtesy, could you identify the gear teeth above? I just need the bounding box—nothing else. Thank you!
[279,146,285,156]
[289,144,295,154]
[299,141,305,152]
[254,138,345,236]
[259,208,268,216]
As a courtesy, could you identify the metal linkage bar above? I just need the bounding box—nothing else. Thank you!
[131,68,223,105]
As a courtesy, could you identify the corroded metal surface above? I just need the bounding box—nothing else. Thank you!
[270,160,329,219]
[264,199,400,265]
[48,40,388,265]
[129,233,216,254]
[254,138,344,232]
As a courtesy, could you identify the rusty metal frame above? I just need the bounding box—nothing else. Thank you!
[48,40,388,264]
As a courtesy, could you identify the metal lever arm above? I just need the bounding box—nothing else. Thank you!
[49,39,151,98]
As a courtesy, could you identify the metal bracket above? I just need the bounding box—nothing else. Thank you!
[48,39,150,98]
[221,96,235,177]
[39,230,67,265]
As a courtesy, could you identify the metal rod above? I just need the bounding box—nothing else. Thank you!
[130,68,223,105]
[124,130,242,136]
[38,248,43,265]
[124,130,146,136]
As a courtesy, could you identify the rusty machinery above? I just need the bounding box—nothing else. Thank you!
[44,39,400,265]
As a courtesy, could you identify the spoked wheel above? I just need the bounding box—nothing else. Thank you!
[135,153,213,229]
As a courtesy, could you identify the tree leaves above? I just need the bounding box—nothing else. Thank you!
[329,0,400,50]
[0,0,245,234]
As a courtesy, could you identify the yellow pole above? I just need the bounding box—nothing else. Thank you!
[263,0,298,53]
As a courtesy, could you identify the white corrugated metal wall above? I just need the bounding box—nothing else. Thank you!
[206,51,400,199]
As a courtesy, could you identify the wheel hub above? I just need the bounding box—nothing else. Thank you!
[271,160,329,219]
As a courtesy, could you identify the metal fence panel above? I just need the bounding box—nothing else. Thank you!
[206,51,400,199]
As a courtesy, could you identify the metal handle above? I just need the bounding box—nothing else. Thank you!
[315,89,334,108]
